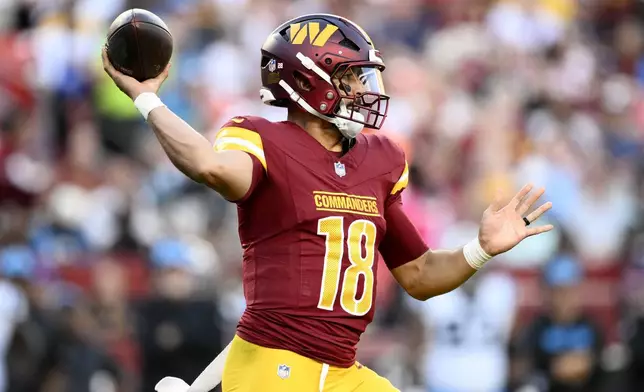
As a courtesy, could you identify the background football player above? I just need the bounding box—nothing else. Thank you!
[101,13,552,392]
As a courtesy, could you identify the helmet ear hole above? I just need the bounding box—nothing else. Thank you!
[293,71,313,92]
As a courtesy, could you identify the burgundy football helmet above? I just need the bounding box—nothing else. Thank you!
[259,14,389,138]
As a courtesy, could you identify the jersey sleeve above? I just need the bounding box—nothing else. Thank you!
[379,197,429,270]
[213,116,267,203]
[386,141,410,206]
[379,139,428,269]
[213,117,267,171]
[390,160,409,198]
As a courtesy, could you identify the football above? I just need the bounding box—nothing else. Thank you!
[106,9,173,82]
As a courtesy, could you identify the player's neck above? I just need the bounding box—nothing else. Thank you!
[288,111,344,152]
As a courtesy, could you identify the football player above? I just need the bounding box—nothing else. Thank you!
[102,13,552,392]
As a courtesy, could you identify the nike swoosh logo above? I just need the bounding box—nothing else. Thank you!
[231,118,245,123]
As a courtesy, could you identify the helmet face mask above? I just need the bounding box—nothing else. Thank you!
[259,14,390,137]
[331,63,389,130]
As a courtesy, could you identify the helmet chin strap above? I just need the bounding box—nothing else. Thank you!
[278,80,364,139]
[333,102,364,139]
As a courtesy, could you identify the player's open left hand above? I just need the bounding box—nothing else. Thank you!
[101,46,170,100]
[478,184,553,256]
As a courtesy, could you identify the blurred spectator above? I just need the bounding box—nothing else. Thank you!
[513,256,604,392]
[625,308,644,392]
[412,271,517,392]
[3,245,61,392]
[134,239,223,392]
[0,250,28,392]
[43,290,123,392]
[487,0,572,53]
[89,258,139,389]
[622,164,644,392]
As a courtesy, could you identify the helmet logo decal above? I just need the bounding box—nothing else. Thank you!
[290,22,339,47]
[268,59,277,72]
[266,59,283,84]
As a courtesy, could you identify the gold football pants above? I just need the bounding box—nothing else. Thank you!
[222,335,399,392]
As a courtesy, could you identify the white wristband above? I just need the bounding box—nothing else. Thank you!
[134,92,165,120]
[463,237,493,270]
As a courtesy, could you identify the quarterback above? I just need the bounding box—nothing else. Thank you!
[102,13,552,392]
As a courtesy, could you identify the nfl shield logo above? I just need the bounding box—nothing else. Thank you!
[268,59,277,72]
[334,162,346,177]
[277,364,290,380]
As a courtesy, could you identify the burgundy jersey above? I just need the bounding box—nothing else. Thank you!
[213,116,428,367]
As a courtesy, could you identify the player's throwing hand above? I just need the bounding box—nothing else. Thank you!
[478,183,553,256]
[101,46,170,100]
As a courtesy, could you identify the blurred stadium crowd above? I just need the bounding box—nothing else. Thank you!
[1,0,644,391]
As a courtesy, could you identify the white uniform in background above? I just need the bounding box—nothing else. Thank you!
[0,280,28,392]
[414,272,517,392]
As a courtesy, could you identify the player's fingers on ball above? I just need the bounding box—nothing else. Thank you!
[160,64,171,79]
[526,224,554,237]
[101,46,110,67]
[101,49,117,76]
[517,187,545,214]
[525,201,552,222]
[510,183,533,209]
[149,64,170,85]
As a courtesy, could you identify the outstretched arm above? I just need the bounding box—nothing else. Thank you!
[101,47,253,201]
[384,184,553,301]
[392,249,476,301]
[145,106,255,200]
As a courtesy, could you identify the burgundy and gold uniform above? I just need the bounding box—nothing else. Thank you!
[216,115,428,392]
